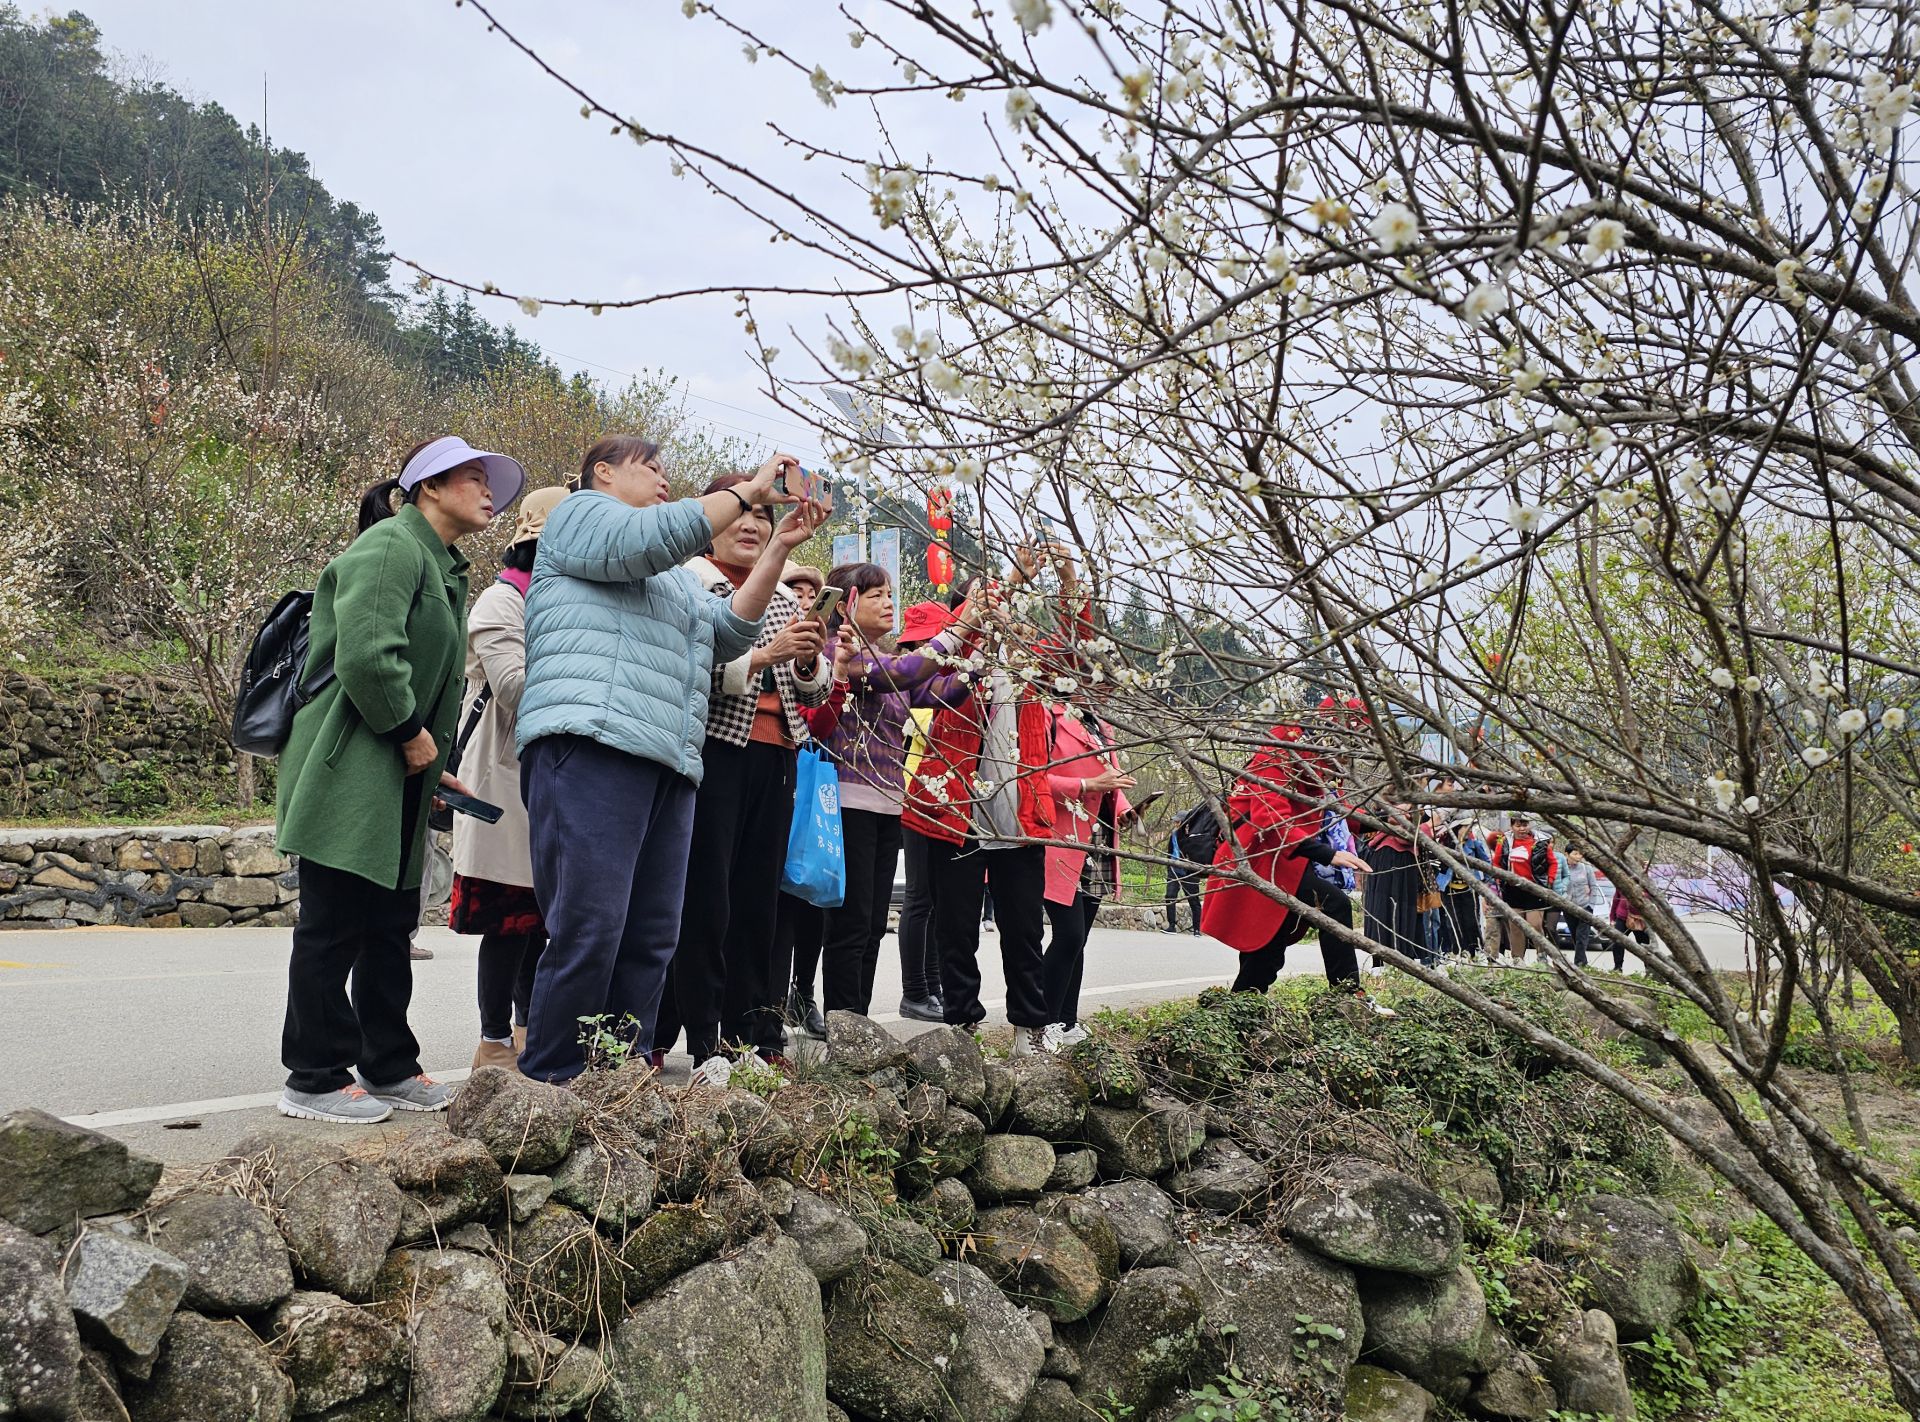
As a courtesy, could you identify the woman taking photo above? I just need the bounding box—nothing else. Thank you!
[814,563,981,1019]
[652,476,831,1076]
[1041,696,1136,1046]
[276,435,526,1124]
[515,438,825,1084]
[452,484,567,1072]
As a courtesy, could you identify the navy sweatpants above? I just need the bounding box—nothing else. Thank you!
[519,733,696,1082]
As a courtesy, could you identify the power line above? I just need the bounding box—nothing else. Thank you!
[537,343,828,458]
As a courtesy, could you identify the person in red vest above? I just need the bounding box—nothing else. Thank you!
[1492,815,1558,961]
[1200,697,1395,1017]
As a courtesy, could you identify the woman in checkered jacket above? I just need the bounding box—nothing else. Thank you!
[650,474,833,1075]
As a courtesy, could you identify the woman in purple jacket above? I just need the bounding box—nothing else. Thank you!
[815,563,982,1017]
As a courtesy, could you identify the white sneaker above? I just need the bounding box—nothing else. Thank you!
[1010,1025,1050,1056]
[1354,989,1399,1019]
[1429,964,1451,980]
[1053,1023,1089,1047]
[1366,963,1387,977]
[690,1054,734,1088]
[983,920,998,934]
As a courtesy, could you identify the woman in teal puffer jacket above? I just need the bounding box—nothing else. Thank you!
[515,436,827,1082]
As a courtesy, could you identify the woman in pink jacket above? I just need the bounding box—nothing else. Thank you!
[1042,700,1136,1045]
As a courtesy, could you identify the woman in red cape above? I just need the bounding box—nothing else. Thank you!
[1200,698,1394,1015]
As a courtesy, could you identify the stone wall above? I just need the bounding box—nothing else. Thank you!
[0,670,245,820]
[0,825,295,929]
[0,1010,1666,1422]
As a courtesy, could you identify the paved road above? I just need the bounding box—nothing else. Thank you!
[0,914,1751,1166]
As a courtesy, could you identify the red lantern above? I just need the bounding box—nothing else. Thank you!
[927,487,953,533]
[926,543,954,589]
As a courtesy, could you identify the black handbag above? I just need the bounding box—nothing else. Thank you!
[230,590,335,757]
[429,685,494,832]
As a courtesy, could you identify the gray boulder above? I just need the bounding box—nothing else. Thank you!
[616,1203,730,1301]
[0,1109,162,1234]
[680,1088,799,1178]
[0,1219,83,1419]
[1429,1152,1503,1213]
[1345,1364,1435,1422]
[1287,1158,1463,1278]
[1541,1309,1636,1420]
[601,1234,827,1422]
[1359,1264,1495,1397]
[1082,1181,1178,1268]
[503,1175,553,1224]
[266,1290,404,1416]
[445,1066,582,1172]
[1471,1335,1555,1421]
[1021,1377,1084,1422]
[374,1246,509,1422]
[1034,1195,1120,1292]
[826,1012,906,1074]
[966,1135,1058,1203]
[1060,1039,1146,1107]
[1178,1228,1362,1402]
[383,1133,504,1243]
[1549,1195,1699,1341]
[1073,1267,1205,1409]
[763,1185,867,1285]
[499,1204,612,1340]
[825,1261,964,1421]
[124,1311,294,1422]
[548,1133,656,1232]
[1045,1150,1097,1193]
[63,1230,189,1362]
[871,1215,943,1277]
[971,1208,1108,1322]
[904,1025,988,1113]
[980,1061,1016,1128]
[1080,1099,1205,1179]
[1166,1139,1272,1215]
[919,1178,977,1236]
[1005,1056,1089,1139]
[149,1192,295,1315]
[72,1344,126,1422]
[237,1135,405,1302]
[932,1261,1045,1422]
[501,1332,608,1420]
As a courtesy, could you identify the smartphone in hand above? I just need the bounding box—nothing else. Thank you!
[436,789,504,824]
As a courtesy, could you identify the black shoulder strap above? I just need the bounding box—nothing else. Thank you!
[446,685,493,776]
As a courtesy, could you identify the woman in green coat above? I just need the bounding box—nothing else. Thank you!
[275,435,525,1125]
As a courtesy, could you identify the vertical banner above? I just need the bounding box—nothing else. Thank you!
[832,532,865,568]
[871,527,902,635]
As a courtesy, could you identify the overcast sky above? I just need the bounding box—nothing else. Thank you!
[77,0,887,464]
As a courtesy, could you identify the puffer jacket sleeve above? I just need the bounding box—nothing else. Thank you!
[539,491,716,583]
[329,525,425,742]
[698,591,761,664]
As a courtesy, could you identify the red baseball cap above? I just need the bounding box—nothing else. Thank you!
[900,601,956,645]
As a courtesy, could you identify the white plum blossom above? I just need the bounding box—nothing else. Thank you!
[517,296,542,318]
[1742,796,1762,815]
[923,358,963,395]
[1551,412,1580,434]
[827,336,877,375]
[1774,258,1803,304]
[1708,666,1736,689]
[1011,0,1053,34]
[1802,746,1833,767]
[1263,245,1292,277]
[1005,87,1037,130]
[1512,363,1545,394]
[811,66,838,106]
[1883,706,1909,732]
[1584,218,1628,262]
[1507,503,1545,535]
[1837,707,1868,735]
[1741,675,1762,693]
[953,456,983,485]
[1462,281,1509,326]
[1370,202,1420,253]
[1588,426,1617,453]
[1706,774,1738,812]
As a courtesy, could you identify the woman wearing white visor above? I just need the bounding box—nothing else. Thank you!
[275,435,525,1124]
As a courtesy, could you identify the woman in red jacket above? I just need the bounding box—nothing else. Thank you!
[906,551,1086,1055]
[1200,698,1394,1016]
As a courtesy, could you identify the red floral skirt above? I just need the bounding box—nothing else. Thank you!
[449,874,544,938]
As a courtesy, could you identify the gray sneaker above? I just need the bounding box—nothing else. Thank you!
[279,1085,394,1125]
[355,1073,453,1113]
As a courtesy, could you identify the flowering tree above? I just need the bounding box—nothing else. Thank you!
[445,0,1920,1396]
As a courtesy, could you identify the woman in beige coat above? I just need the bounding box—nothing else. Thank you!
[450,486,567,1069]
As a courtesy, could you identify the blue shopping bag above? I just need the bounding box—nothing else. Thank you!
[781,744,847,908]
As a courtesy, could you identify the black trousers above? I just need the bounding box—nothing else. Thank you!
[655,740,796,1060]
[821,808,903,1016]
[775,891,824,1004]
[283,858,425,1094]
[1445,891,1481,961]
[1231,870,1360,993]
[477,930,545,1041]
[932,840,1048,1029]
[1165,864,1205,932]
[899,827,941,1000]
[1043,891,1101,1028]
